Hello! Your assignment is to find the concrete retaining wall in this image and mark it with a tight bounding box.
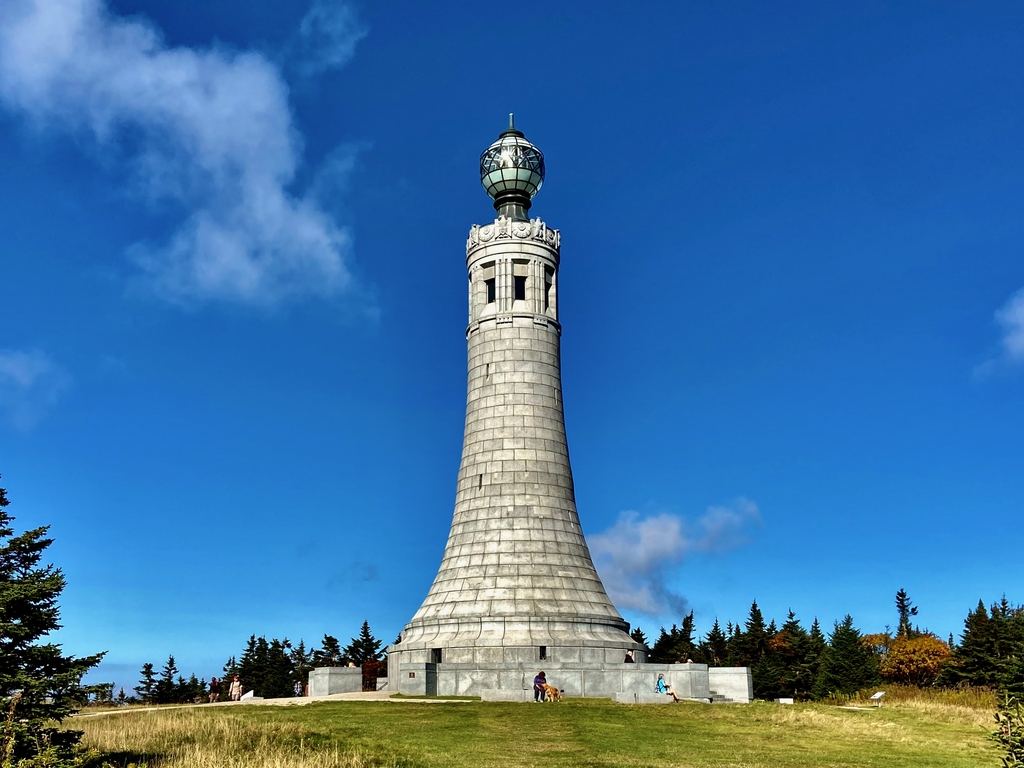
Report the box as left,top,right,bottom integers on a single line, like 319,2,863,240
399,661,724,699
708,667,753,703
308,667,362,696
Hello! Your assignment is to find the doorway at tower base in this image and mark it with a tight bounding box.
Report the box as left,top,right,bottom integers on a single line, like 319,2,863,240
392,660,752,703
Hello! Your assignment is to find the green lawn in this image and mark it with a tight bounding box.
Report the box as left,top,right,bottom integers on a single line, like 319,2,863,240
81,697,997,768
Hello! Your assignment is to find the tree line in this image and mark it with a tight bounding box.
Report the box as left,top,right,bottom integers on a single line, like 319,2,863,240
633,589,1024,700
127,621,386,704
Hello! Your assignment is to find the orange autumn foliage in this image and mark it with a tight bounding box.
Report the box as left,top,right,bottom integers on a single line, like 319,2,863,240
880,634,951,686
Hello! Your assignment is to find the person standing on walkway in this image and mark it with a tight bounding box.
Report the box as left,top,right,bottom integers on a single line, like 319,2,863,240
208,677,221,703
533,671,547,702
229,675,243,701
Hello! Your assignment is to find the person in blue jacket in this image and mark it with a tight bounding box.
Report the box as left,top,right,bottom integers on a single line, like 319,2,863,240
656,674,680,702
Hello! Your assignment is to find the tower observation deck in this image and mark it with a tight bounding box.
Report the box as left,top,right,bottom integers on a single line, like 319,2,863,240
389,117,642,674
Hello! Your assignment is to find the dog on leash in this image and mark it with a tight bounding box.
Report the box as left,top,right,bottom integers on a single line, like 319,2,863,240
541,683,563,702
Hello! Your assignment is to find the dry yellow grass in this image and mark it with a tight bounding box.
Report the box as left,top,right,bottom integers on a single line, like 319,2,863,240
824,685,996,727
80,709,396,768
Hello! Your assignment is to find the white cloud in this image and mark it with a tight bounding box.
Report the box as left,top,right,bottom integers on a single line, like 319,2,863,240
0,349,70,430
590,498,760,617
996,288,1024,363
293,0,367,77
975,287,1024,378
0,0,364,306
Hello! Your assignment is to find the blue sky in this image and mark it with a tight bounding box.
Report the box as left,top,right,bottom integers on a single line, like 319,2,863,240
1,0,1023,692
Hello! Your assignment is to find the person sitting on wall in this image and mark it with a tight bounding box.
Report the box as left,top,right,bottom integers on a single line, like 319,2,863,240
533,671,547,702
656,673,680,702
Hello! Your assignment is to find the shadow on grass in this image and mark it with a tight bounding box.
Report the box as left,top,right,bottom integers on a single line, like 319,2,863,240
84,749,167,767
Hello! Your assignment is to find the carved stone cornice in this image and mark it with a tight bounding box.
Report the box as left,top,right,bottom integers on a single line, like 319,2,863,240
466,216,560,257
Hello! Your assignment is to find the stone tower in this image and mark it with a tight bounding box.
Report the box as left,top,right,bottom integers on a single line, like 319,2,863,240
391,117,642,671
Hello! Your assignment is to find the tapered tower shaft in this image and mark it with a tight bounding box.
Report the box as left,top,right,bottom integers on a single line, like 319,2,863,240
394,120,639,666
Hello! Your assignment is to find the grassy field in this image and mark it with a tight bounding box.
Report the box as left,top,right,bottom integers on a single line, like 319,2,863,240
78,694,998,768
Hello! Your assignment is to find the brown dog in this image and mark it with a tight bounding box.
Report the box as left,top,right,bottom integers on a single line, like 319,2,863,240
541,683,562,702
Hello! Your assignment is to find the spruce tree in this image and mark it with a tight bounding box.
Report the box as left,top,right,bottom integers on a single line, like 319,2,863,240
312,634,344,667
703,619,728,666
938,600,999,688
344,622,383,665
895,588,920,638
239,636,272,696
290,640,314,686
135,662,157,703
776,611,814,698
630,627,649,647
649,625,678,664
254,639,294,699
813,615,880,698
154,655,179,704
730,601,767,668
0,480,105,763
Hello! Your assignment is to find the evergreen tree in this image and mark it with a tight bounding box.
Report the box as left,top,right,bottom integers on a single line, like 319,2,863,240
775,611,814,698
729,601,768,668
0,480,105,763
813,615,880,698
649,626,676,664
939,598,1024,692
263,639,295,698
702,619,728,666
895,588,920,639
290,640,314,686
135,662,157,703
630,627,649,647
180,674,204,704
312,634,344,667
239,636,270,696
344,622,383,665
679,612,700,661
154,655,179,704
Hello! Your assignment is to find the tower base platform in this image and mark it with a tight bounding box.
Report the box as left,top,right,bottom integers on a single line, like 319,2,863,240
393,661,752,703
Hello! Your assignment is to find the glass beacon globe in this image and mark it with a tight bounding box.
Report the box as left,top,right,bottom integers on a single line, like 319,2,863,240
479,114,544,220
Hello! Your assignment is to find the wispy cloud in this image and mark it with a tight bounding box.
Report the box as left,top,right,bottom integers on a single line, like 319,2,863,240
0,349,70,430
292,0,368,78
0,0,365,307
975,287,1024,378
590,498,760,617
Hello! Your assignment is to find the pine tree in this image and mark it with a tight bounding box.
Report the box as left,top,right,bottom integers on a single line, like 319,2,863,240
135,662,157,703
630,627,649,647
290,640,314,686
729,601,767,668
813,615,880,698
262,639,296,698
895,588,920,639
154,655,179,704
703,619,728,666
649,625,679,664
679,612,699,661
0,480,105,763
775,610,814,698
239,636,271,696
312,634,344,667
344,622,383,665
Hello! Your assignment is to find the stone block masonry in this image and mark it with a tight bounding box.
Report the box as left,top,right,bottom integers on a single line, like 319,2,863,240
386,124,749,700
388,215,642,677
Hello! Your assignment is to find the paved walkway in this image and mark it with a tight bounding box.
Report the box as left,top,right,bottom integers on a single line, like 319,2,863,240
76,691,469,718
